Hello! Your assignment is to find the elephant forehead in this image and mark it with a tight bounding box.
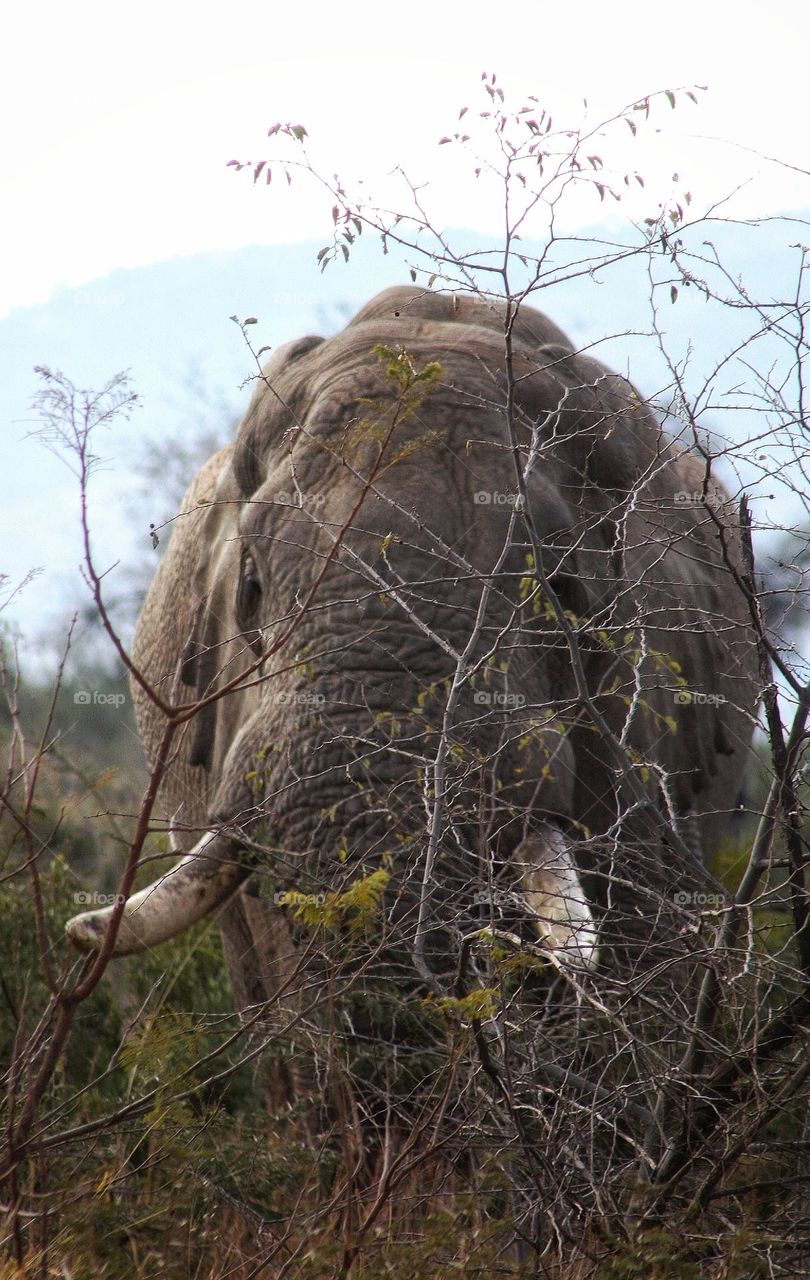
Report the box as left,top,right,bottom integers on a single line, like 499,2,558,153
345,285,574,347
231,326,569,500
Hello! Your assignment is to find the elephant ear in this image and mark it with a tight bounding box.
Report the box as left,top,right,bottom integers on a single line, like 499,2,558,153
180,598,221,770
178,465,252,775
522,474,612,621
130,448,247,825
231,334,325,498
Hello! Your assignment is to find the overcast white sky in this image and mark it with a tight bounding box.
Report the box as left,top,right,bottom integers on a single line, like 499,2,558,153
3,0,809,319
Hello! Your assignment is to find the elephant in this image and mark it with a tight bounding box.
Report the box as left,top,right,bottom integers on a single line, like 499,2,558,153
66,285,759,1017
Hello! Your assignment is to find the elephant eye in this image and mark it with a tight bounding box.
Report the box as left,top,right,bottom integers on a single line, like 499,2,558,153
236,549,263,653
548,572,590,619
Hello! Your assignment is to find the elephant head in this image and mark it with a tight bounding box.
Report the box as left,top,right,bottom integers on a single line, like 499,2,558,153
66,286,758,999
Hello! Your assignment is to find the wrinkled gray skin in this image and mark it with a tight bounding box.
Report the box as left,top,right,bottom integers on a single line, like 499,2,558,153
67,287,758,1008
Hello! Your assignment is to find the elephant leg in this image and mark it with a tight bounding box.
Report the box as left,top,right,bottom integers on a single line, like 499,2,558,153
217,891,269,1013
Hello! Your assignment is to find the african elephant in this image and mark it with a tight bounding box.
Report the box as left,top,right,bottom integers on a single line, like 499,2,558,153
67,286,758,1010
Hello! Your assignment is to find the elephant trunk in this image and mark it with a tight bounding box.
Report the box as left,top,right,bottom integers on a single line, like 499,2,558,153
65,830,250,956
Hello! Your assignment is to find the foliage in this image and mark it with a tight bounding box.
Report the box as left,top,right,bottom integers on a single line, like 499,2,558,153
4,70,810,1280
277,867,390,933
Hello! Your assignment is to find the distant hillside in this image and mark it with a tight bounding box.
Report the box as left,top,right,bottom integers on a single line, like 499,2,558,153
2,239,398,657
3,215,807,662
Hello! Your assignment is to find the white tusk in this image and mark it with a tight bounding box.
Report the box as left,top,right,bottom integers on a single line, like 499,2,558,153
515,825,599,970
65,830,250,956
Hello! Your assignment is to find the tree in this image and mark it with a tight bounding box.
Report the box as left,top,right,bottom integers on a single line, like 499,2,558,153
2,76,809,1278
